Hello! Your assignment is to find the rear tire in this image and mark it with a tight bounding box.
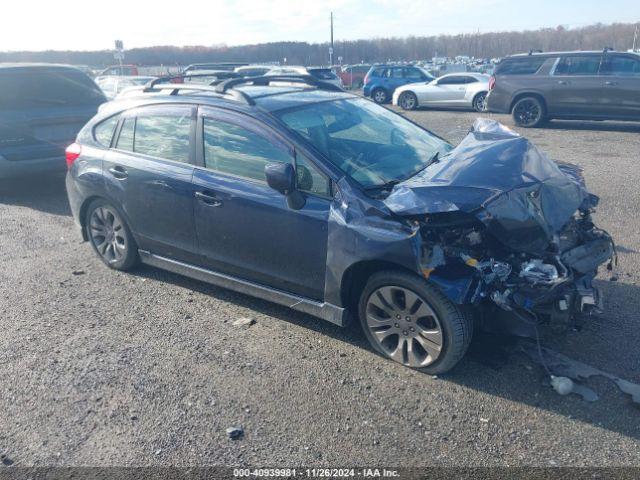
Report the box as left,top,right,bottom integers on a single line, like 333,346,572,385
472,92,488,112
358,270,472,374
399,91,418,110
372,88,388,104
512,96,546,127
85,199,138,271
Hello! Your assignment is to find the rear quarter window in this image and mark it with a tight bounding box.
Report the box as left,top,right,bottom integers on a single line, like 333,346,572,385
495,57,547,75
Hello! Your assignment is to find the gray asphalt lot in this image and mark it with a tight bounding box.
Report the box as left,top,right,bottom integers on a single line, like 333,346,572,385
1,110,639,468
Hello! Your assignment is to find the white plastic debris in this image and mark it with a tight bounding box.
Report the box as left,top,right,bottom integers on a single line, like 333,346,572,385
550,375,574,396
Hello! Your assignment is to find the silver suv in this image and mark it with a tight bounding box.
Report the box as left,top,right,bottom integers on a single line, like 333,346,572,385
486,50,640,127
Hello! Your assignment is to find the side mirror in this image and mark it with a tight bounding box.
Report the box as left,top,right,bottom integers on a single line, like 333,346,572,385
265,162,305,210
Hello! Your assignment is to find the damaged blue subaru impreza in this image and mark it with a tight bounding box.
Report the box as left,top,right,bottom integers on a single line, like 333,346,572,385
66,76,614,373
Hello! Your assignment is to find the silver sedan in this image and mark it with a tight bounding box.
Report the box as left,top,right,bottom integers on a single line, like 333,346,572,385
392,73,490,112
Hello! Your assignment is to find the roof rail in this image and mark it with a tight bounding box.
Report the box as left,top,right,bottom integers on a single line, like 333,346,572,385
215,75,344,94
146,73,239,89
603,47,615,53
141,82,254,105
528,49,543,55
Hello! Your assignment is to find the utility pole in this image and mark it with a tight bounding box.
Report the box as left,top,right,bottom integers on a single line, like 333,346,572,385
329,12,334,66
633,24,638,52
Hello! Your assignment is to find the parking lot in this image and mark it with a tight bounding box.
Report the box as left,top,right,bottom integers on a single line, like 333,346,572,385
1,109,639,467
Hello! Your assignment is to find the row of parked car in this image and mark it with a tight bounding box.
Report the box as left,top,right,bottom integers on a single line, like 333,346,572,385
1,49,639,179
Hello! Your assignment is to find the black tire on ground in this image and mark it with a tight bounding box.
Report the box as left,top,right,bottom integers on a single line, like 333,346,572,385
511,96,546,127
358,270,472,374
371,88,388,104
85,198,139,271
399,91,418,111
472,91,488,112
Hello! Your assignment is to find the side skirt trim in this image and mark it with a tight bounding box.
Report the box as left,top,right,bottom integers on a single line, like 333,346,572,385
138,250,347,327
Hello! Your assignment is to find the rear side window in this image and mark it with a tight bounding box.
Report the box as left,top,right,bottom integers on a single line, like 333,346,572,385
495,57,547,75
555,56,601,76
600,55,640,76
203,118,291,182
388,68,404,78
115,109,192,163
94,115,120,147
0,68,105,109
369,68,387,78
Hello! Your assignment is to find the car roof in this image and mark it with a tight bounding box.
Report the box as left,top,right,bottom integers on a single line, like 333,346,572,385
99,84,357,118
0,62,81,70
507,50,640,58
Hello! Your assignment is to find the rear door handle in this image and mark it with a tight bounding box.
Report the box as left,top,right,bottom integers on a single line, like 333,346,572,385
557,80,570,85
604,81,618,86
195,191,222,207
108,166,128,179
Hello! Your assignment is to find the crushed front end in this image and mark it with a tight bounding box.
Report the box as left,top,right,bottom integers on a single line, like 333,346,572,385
384,119,615,335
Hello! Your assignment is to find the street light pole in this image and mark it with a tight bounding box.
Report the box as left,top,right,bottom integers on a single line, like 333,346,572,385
329,12,334,66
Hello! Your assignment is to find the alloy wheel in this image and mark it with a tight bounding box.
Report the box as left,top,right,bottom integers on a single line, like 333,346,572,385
513,99,541,126
365,285,443,368
400,92,416,110
474,93,487,112
89,206,127,263
373,90,387,103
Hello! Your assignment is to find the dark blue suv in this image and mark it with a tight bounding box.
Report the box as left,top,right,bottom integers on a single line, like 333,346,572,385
363,65,434,104
66,75,613,373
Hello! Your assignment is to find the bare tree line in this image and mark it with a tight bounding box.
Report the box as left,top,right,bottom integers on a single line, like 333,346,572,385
1,22,638,67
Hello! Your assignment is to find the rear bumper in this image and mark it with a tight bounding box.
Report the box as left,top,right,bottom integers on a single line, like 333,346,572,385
0,154,65,179
485,91,510,114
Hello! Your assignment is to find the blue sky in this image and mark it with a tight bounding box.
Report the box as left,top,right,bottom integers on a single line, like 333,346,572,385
0,0,638,51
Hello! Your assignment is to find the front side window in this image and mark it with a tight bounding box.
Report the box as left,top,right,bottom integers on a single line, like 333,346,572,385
600,55,640,76
555,55,601,76
438,76,466,85
296,153,331,197
276,98,451,189
203,118,291,182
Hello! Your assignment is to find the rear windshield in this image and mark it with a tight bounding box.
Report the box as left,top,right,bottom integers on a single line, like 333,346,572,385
308,69,337,80
0,68,105,109
495,57,547,75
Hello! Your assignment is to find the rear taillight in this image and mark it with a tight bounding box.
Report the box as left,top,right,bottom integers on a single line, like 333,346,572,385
363,74,369,85
488,76,496,90
65,143,81,168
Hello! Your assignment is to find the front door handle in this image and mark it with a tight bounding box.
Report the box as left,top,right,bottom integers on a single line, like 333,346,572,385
557,80,570,85
604,81,618,86
108,166,128,179
195,191,222,207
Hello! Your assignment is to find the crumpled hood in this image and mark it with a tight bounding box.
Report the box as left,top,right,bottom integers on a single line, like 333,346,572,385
384,119,596,254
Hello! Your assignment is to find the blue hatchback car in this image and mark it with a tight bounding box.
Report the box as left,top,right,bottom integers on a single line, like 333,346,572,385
66,75,613,373
363,65,434,104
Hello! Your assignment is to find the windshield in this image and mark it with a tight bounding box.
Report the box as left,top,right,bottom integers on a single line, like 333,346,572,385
275,98,451,188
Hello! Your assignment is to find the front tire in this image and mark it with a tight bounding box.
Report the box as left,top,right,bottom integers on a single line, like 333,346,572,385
512,96,546,127
358,271,472,374
85,199,138,271
472,92,488,112
399,91,418,110
372,88,388,104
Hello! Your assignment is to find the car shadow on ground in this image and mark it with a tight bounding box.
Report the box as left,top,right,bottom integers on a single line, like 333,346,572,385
0,175,71,216
540,120,640,133
132,264,640,442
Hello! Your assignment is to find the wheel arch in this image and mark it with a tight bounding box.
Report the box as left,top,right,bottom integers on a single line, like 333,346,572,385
79,195,137,243
339,259,417,312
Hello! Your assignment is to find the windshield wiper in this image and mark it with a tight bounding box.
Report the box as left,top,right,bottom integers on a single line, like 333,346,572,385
363,151,442,192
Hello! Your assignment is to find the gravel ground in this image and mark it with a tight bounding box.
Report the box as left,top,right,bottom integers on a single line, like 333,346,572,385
1,110,639,468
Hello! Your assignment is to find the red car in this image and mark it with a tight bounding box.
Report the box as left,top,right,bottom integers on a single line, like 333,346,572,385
98,64,139,76
337,64,371,89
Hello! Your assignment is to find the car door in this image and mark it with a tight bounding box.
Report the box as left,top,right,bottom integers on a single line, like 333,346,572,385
430,76,469,105
192,107,331,300
550,54,603,116
598,53,640,118
103,104,199,264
